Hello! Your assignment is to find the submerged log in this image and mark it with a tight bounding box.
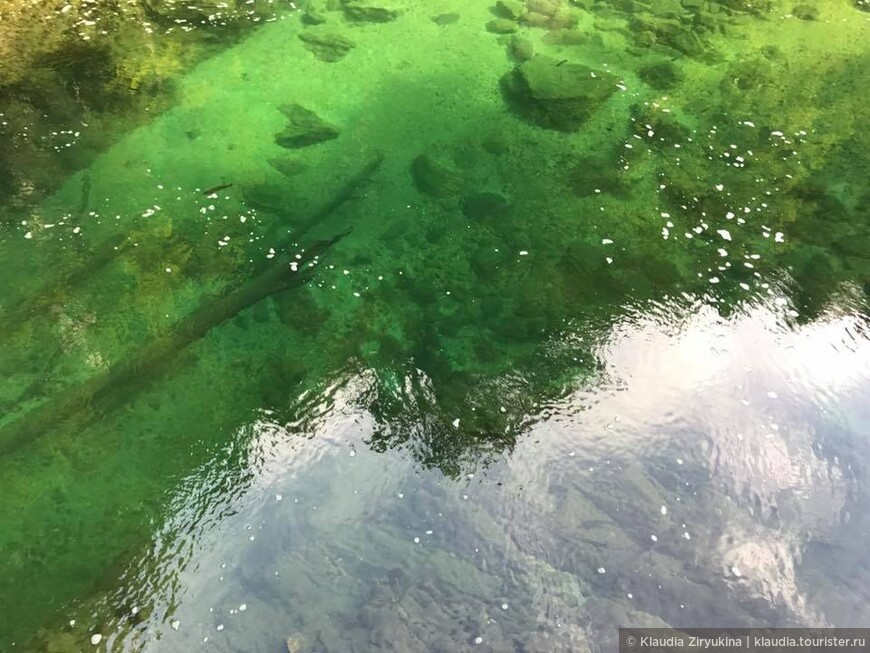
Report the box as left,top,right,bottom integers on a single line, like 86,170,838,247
0,153,384,456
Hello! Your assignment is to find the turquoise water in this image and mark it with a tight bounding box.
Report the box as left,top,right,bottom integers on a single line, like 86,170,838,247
0,0,869,650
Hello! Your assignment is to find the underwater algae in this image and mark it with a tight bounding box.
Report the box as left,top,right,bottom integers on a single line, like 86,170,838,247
0,0,869,649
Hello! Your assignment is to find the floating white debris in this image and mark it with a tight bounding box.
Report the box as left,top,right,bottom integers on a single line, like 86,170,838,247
597,567,606,574
605,257,613,264
660,505,668,515
171,620,180,631
602,238,614,245
413,537,420,544
627,593,634,599
731,566,742,578
216,624,224,631
91,634,102,645
774,232,784,243
452,418,460,428
239,604,247,612
651,534,658,542
683,532,691,540
717,249,728,257
519,250,529,256
24,231,33,239
69,620,76,627
715,184,724,191
425,530,433,535
501,603,509,610
474,637,484,645
275,494,282,501
165,267,172,273
716,229,732,241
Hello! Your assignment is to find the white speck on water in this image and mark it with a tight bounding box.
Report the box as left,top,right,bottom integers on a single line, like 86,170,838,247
739,282,751,291
216,624,225,631
249,535,255,541
519,250,529,256
709,276,720,284
717,229,732,241
276,494,282,501
627,592,634,599
731,566,742,578
715,184,724,191
683,531,691,540
239,604,247,612
91,634,102,645
502,603,509,610
606,257,613,264
426,530,433,535
69,620,76,627
73,226,81,234
602,238,613,245
474,636,484,644
717,248,728,257
452,418,460,428
774,232,784,242
397,493,404,498
24,231,33,239
349,449,356,457
165,267,172,273
597,567,606,574
676,458,683,465
414,537,420,544
171,619,180,631
651,534,658,542
661,505,668,515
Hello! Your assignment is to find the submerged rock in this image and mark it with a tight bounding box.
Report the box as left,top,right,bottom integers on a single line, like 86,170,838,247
298,31,355,62
487,18,518,33
268,157,308,178
507,35,534,62
495,0,526,20
461,191,510,220
342,1,399,22
792,4,818,20
432,12,460,25
410,154,462,198
274,104,340,148
638,60,685,90
501,56,617,131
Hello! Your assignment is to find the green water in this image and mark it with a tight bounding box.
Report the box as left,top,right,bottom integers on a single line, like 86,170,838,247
1,0,869,650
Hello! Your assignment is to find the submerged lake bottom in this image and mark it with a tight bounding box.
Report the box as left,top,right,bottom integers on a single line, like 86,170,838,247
0,0,868,650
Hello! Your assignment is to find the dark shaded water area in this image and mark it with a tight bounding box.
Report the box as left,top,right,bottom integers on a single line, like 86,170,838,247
1,0,869,651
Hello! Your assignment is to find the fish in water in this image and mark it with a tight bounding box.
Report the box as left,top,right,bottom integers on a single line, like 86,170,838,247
202,183,233,196
432,13,460,25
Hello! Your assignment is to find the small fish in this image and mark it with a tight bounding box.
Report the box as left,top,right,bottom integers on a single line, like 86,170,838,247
202,183,233,196
555,59,568,67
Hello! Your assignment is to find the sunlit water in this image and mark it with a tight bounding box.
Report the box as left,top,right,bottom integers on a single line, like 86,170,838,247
0,0,868,651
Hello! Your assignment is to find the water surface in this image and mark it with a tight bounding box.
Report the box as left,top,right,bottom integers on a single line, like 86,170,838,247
0,0,868,651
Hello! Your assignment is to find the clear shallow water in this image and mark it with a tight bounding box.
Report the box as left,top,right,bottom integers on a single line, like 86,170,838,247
0,0,868,651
